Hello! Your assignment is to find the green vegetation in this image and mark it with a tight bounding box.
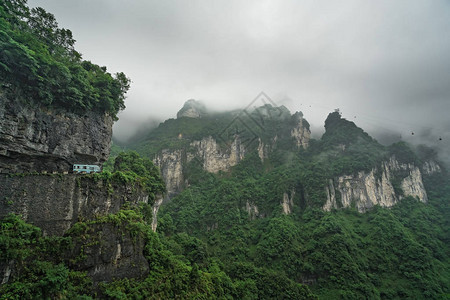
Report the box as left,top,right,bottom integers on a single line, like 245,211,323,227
88,151,166,203
158,167,449,299
150,111,449,299
112,151,166,199
0,0,129,119
1,1,448,296
0,214,92,299
2,102,448,298
0,206,316,299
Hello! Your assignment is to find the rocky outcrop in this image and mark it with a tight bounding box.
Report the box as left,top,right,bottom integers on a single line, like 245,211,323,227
323,157,429,212
257,138,268,161
422,160,441,175
68,222,149,283
281,189,295,214
190,136,245,173
152,104,312,198
0,94,113,173
177,99,207,118
154,136,246,196
0,93,154,285
151,196,164,232
245,200,260,220
0,174,149,236
153,149,184,197
291,112,310,149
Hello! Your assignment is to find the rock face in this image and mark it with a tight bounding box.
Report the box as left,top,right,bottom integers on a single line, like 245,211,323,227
245,201,260,220
281,189,295,215
0,173,152,284
0,93,153,285
422,160,441,175
153,149,185,197
154,135,246,196
151,196,164,232
190,136,245,173
68,222,149,283
323,157,431,212
0,174,149,236
291,112,310,149
0,94,113,173
176,99,207,119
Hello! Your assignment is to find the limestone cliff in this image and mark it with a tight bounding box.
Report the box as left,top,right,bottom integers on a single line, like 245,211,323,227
0,173,151,283
153,108,311,197
245,200,260,220
281,189,295,214
291,112,310,149
0,174,149,236
153,149,185,197
422,160,442,175
190,136,245,173
153,135,246,196
0,94,113,173
322,156,436,212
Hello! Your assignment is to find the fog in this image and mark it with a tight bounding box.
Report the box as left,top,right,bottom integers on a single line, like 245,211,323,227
28,0,450,164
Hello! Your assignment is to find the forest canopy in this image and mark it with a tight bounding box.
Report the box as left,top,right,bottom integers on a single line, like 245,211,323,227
0,0,129,119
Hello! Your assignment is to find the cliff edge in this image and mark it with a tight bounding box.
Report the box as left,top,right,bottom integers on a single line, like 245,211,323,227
0,92,113,173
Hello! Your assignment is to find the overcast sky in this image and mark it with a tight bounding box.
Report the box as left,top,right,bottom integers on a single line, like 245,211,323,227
28,0,450,158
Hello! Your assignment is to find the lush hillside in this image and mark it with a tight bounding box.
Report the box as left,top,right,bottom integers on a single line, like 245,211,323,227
158,165,449,298
2,97,448,298
127,107,449,299
1,1,449,299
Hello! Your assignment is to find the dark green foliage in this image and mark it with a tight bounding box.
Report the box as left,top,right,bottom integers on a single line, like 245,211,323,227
0,214,92,299
154,116,450,299
0,0,129,119
389,141,420,164
416,144,439,162
160,176,449,299
322,111,376,148
113,151,166,199
101,142,122,172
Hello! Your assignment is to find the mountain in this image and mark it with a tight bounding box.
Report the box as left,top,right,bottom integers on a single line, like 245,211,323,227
1,2,449,298
124,102,449,298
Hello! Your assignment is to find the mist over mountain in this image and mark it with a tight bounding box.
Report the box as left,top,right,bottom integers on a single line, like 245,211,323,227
2,1,449,298
114,98,450,170
27,0,450,156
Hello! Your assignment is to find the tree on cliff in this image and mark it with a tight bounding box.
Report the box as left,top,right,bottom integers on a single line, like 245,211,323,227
0,0,129,120
113,151,166,200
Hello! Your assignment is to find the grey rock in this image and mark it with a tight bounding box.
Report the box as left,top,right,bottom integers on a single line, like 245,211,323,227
0,174,149,236
176,99,207,119
0,94,113,173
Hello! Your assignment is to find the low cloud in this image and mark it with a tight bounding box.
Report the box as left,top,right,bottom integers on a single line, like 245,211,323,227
28,0,450,160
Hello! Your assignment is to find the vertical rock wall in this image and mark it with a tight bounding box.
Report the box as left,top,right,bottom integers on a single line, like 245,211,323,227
0,95,113,173
323,157,435,212
0,174,149,236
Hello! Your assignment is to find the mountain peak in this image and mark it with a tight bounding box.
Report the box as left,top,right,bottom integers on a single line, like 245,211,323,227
176,99,207,119
323,111,375,146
